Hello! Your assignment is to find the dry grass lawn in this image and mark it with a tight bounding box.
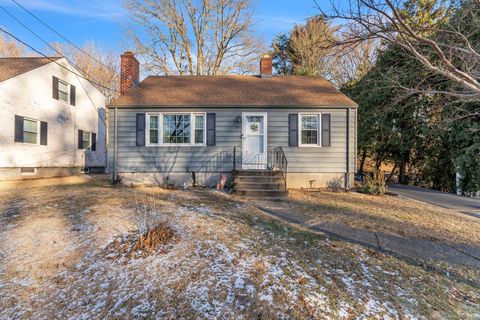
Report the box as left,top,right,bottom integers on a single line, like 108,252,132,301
288,189,480,246
0,176,479,319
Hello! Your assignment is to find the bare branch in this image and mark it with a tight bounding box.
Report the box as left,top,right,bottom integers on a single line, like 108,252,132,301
319,0,480,100
124,0,263,75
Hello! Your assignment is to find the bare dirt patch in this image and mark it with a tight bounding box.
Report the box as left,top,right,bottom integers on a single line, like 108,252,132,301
0,177,479,319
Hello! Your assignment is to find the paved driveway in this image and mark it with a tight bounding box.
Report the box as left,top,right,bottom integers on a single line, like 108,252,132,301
388,184,480,217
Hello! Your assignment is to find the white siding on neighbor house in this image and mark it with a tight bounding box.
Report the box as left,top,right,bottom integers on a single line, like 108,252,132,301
108,107,356,175
0,58,106,169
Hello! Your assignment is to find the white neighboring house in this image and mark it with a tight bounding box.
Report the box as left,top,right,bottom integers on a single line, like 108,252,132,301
0,57,106,180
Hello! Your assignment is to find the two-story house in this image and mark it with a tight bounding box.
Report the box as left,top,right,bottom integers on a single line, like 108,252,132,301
0,57,106,180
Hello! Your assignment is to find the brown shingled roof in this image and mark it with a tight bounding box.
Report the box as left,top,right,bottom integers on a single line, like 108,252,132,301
109,75,357,107
0,57,61,83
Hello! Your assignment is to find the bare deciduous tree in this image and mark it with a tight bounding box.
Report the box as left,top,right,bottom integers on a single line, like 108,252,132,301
124,0,264,75
328,36,380,87
52,42,120,104
271,17,379,87
318,0,480,102
288,16,338,76
0,33,25,57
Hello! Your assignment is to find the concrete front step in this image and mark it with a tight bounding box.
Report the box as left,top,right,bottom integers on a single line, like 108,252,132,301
233,170,287,198
234,182,284,190
235,170,283,177
234,175,285,183
234,189,289,198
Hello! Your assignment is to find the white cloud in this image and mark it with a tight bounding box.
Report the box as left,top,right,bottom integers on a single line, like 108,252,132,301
0,0,127,20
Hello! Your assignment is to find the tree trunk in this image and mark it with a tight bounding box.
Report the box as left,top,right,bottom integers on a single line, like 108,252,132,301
399,159,408,185
374,156,382,172
358,149,367,176
386,163,397,183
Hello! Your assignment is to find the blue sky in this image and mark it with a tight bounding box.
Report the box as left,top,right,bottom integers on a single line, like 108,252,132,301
0,0,334,55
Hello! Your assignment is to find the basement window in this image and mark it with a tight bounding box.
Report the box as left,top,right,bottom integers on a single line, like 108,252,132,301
20,167,37,175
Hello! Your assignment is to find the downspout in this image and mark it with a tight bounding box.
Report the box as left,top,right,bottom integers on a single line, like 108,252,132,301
354,108,357,174
113,107,118,183
345,108,350,189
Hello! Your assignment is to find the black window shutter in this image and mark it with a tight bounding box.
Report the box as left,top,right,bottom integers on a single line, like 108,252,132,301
70,85,76,106
14,115,24,143
78,129,83,149
136,113,146,146
91,132,97,151
206,113,216,146
52,76,59,100
288,114,298,147
322,114,331,147
40,121,48,145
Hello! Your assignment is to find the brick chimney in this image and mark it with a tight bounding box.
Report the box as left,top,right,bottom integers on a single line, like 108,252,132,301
259,54,272,78
120,51,140,95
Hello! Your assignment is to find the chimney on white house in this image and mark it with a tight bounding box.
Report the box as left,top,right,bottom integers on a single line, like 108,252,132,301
259,54,272,78
120,51,140,95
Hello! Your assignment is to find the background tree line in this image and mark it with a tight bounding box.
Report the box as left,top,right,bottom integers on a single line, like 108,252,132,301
271,0,479,195
332,0,479,195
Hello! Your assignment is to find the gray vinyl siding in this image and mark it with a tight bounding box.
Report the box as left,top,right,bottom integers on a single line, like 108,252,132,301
108,106,355,174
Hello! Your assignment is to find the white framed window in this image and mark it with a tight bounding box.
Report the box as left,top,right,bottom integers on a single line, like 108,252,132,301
193,114,205,144
58,79,69,103
23,118,39,144
78,129,95,150
149,115,160,144
163,114,191,144
82,131,92,149
146,112,206,146
299,113,321,147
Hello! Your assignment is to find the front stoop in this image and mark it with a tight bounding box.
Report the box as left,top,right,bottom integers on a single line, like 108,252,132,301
233,170,288,199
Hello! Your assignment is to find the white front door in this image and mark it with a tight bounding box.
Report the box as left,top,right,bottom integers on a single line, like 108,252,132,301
242,112,267,170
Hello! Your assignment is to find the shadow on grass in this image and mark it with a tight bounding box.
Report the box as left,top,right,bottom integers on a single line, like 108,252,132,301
192,190,480,290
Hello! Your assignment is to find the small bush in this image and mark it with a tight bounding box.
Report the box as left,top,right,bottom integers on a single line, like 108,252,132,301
105,222,177,260
105,191,177,260
357,171,387,195
327,177,344,192
133,222,176,252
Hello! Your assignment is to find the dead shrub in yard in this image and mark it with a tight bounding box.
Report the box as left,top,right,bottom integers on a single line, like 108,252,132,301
327,177,345,192
105,191,177,260
105,221,177,260
133,222,176,252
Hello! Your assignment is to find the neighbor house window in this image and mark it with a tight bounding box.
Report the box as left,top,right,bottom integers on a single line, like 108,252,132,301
78,129,96,150
23,118,39,144
58,79,69,102
20,167,37,175
146,113,206,146
299,113,321,147
82,131,91,149
14,115,47,145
